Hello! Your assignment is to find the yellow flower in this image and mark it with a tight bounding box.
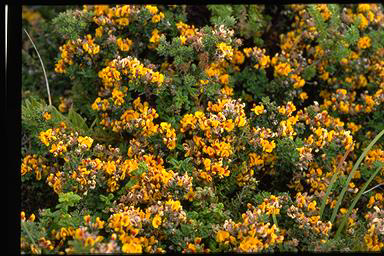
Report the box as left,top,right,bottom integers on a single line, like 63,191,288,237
274,62,292,76
122,242,142,253
151,12,164,23
77,136,94,149
367,196,375,208
152,214,162,229
172,200,181,211
217,42,234,59
151,72,165,85
95,26,103,38
104,161,116,175
149,29,161,44
203,158,211,171
117,38,133,52
30,244,41,254
307,200,317,211
299,92,308,101
224,119,235,132
95,217,105,229
232,50,245,65
60,227,68,239
203,146,215,157
259,55,270,69
293,77,305,89
43,112,51,120
216,230,230,243
249,153,264,167
356,13,369,30
235,115,247,127
145,5,158,15
261,139,276,153
180,35,187,45
357,36,371,49
251,104,264,115
166,199,182,212
21,211,26,221
39,129,53,146
243,47,253,57
221,86,234,96
219,74,230,85
320,71,329,81
358,4,371,13
184,188,196,201
28,213,36,222
185,243,196,253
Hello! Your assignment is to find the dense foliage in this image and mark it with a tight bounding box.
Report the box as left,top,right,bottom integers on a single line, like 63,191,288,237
21,4,383,253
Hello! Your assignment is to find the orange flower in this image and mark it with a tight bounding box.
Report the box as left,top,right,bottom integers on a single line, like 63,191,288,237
152,214,162,229
358,36,371,49
216,230,230,243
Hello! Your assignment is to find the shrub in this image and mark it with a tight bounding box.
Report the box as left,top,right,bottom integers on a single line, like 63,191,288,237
21,4,383,253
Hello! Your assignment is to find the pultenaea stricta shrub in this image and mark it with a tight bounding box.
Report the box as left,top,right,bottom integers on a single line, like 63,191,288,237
21,4,383,253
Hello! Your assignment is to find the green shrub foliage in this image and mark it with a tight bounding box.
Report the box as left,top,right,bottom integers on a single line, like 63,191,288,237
21,4,384,253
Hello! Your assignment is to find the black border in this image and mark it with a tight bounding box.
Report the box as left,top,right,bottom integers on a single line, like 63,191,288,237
7,3,21,255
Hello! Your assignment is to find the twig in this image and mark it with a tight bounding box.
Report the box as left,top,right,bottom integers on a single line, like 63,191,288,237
23,28,52,106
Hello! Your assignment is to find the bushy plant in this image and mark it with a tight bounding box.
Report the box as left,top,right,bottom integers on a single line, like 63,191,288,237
20,4,384,254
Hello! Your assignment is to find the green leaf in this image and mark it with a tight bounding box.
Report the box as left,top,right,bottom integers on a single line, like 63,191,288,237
131,161,148,176
187,211,199,219
68,107,89,132
344,23,360,46
56,192,81,212
180,223,193,235
125,179,138,189
302,64,316,81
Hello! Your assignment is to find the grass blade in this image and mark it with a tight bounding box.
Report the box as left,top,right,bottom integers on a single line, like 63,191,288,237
330,128,384,224
335,164,382,239
23,28,52,106
319,147,351,220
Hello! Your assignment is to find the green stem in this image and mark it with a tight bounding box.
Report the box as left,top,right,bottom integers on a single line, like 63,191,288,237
335,164,382,239
272,213,283,251
330,128,384,224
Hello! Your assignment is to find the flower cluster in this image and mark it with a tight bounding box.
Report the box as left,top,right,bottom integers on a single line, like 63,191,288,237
97,56,165,90
180,97,247,182
107,205,164,253
215,196,286,252
55,34,100,73
21,154,48,181
287,193,332,239
35,124,101,194
364,206,384,251
115,155,175,202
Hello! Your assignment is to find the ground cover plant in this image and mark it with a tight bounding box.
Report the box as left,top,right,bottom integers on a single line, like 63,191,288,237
20,4,384,253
